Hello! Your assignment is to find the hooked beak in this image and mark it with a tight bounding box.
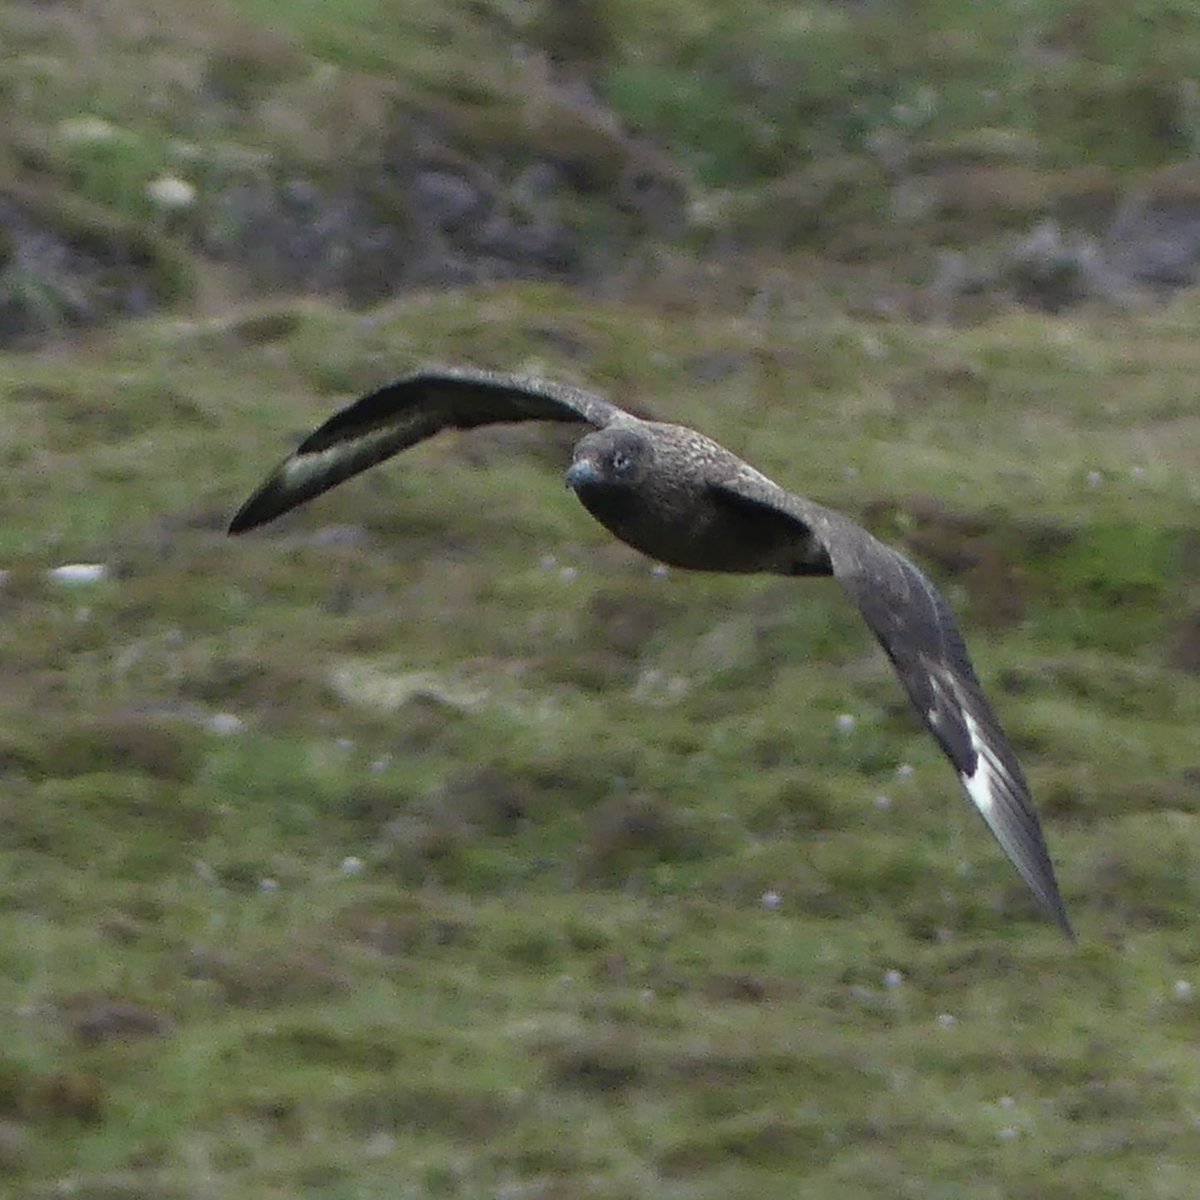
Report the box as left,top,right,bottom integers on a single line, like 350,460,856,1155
564,459,603,490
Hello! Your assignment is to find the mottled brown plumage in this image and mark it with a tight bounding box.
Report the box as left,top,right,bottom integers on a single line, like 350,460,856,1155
230,366,1073,937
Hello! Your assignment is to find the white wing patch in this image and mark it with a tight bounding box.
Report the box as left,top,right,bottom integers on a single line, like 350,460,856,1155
959,706,999,816
931,673,1004,819
282,443,350,485
287,417,415,473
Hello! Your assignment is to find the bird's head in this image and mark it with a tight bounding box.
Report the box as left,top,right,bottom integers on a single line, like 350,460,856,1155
565,428,653,492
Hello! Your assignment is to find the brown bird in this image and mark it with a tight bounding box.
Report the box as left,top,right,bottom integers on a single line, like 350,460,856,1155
230,366,1073,937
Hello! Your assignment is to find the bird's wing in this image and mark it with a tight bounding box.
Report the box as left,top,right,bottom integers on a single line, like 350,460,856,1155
229,367,624,533
710,471,1073,937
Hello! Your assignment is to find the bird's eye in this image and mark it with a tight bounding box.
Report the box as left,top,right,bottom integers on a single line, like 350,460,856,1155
612,451,632,473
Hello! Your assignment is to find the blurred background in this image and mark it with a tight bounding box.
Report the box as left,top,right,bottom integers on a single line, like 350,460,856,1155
1,1,1198,1197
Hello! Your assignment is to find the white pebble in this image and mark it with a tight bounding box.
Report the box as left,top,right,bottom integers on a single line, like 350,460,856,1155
650,564,670,579
1173,979,1194,1001
47,563,108,585
883,969,903,989
146,174,196,210
935,1013,957,1029
258,878,279,894
207,712,244,736
874,794,893,810
558,566,578,582
835,713,857,733
341,856,364,876
1086,470,1103,488
761,890,782,910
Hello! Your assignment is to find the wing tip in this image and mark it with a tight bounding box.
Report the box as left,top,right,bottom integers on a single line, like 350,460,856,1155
1054,908,1077,942
228,483,288,535
1038,881,1076,941
955,707,1075,941
227,506,260,536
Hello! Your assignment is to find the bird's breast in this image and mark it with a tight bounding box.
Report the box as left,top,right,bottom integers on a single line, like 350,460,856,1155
574,482,797,574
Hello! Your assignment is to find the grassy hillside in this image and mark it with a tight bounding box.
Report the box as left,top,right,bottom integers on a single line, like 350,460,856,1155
0,285,1197,1198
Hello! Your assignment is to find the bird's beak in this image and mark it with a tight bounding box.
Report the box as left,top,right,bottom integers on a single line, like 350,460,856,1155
564,459,602,490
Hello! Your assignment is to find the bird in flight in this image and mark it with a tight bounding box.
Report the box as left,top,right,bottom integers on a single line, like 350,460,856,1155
230,366,1073,937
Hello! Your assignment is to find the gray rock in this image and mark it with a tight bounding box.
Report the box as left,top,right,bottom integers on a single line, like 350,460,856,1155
1107,166,1200,287
411,170,487,231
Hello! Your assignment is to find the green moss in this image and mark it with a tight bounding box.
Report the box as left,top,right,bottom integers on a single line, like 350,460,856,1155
1025,523,1182,653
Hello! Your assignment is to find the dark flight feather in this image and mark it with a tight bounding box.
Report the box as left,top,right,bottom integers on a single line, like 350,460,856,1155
710,477,1073,936
230,367,620,534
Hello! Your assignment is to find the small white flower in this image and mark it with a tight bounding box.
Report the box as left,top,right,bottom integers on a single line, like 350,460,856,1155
835,713,856,733
761,890,782,910
1173,979,1194,1001
896,763,915,778
558,565,578,582
1086,470,1103,488
258,878,279,894
874,794,893,810
883,969,903,989
341,856,364,876
650,564,670,579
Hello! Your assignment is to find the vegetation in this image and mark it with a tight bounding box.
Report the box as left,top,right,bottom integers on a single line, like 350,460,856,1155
0,2,1198,1198
2,284,1197,1198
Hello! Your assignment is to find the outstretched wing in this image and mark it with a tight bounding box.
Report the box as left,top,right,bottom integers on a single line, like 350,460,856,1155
229,367,624,533
711,472,1073,937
